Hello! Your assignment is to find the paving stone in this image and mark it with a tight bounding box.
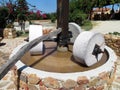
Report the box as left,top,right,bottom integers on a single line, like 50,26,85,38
0,81,10,88
96,85,104,90
28,84,39,90
43,77,60,89
74,85,85,90
89,87,96,90
63,79,77,89
6,82,17,89
28,74,40,85
77,76,89,84
39,86,47,90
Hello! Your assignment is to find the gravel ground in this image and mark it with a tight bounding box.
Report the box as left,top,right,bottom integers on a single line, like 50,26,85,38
0,37,26,67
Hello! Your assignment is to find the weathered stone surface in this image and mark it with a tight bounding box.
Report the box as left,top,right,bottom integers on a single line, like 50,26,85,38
43,29,52,35
115,76,120,83
116,40,120,45
105,34,120,56
28,84,38,90
74,85,85,90
43,77,60,89
20,72,28,83
63,79,77,89
77,76,89,84
89,87,96,90
11,65,18,77
89,78,100,87
28,74,40,85
2,74,9,81
0,81,9,88
39,80,44,86
3,28,16,39
0,52,9,67
98,72,108,80
6,82,17,89
96,85,104,90
39,86,47,90
116,59,120,65
19,80,28,90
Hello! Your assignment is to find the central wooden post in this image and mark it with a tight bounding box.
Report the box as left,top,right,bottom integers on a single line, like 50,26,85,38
57,0,69,51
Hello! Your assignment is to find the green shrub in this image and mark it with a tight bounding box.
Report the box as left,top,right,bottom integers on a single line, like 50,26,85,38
51,17,56,23
81,20,93,31
6,23,14,28
108,32,120,36
16,31,29,37
69,10,87,25
16,31,23,37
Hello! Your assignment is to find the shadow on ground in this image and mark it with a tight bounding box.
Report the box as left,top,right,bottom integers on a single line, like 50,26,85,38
0,43,6,46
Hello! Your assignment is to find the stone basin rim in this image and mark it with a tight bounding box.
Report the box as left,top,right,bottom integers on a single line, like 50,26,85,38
10,42,117,81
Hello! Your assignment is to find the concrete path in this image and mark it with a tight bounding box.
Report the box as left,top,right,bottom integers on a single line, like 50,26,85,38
91,21,120,34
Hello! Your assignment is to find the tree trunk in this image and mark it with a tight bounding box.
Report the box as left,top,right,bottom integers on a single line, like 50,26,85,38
57,0,69,50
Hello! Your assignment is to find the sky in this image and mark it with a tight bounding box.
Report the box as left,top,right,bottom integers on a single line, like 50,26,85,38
26,0,57,13
26,0,119,13
1,0,119,13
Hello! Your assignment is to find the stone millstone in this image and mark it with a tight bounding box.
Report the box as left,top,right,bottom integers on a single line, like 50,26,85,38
29,25,43,55
69,22,81,43
73,31,105,66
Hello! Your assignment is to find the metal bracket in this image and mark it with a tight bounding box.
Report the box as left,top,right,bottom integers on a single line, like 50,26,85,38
92,44,104,61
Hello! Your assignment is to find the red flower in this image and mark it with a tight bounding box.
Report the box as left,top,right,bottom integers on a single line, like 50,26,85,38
29,11,34,14
6,3,13,13
42,13,47,19
36,10,41,18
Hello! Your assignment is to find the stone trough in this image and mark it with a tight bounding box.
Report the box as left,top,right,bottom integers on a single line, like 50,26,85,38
10,24,117,89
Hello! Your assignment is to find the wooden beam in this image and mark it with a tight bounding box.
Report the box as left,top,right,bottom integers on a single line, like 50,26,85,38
0,28,61,80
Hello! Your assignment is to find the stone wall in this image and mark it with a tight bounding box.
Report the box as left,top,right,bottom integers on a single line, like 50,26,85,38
105,34,120,56
7,64,116,90
3,28,16,39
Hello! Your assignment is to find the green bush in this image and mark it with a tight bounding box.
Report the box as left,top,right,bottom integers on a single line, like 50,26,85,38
81,20,93,31
51,17,56,23
109,32,120,36
16,31,23,37
6,23,14,28
16,31,29,37
50,13,56,23
69,10,87,25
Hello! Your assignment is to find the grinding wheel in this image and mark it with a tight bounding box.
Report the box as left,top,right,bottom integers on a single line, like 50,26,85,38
69,22,81,43
29,25,43,55
73,31,105,66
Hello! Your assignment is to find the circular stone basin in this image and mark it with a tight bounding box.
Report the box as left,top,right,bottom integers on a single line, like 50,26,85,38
21,41,108,73
11,41,117,81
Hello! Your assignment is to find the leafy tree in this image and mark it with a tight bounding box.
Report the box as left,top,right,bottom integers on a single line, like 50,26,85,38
16,0,29,32
69,0,89,25
6,2,16,24
16,0,28,20
0,7,9,28
0,7,9,37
